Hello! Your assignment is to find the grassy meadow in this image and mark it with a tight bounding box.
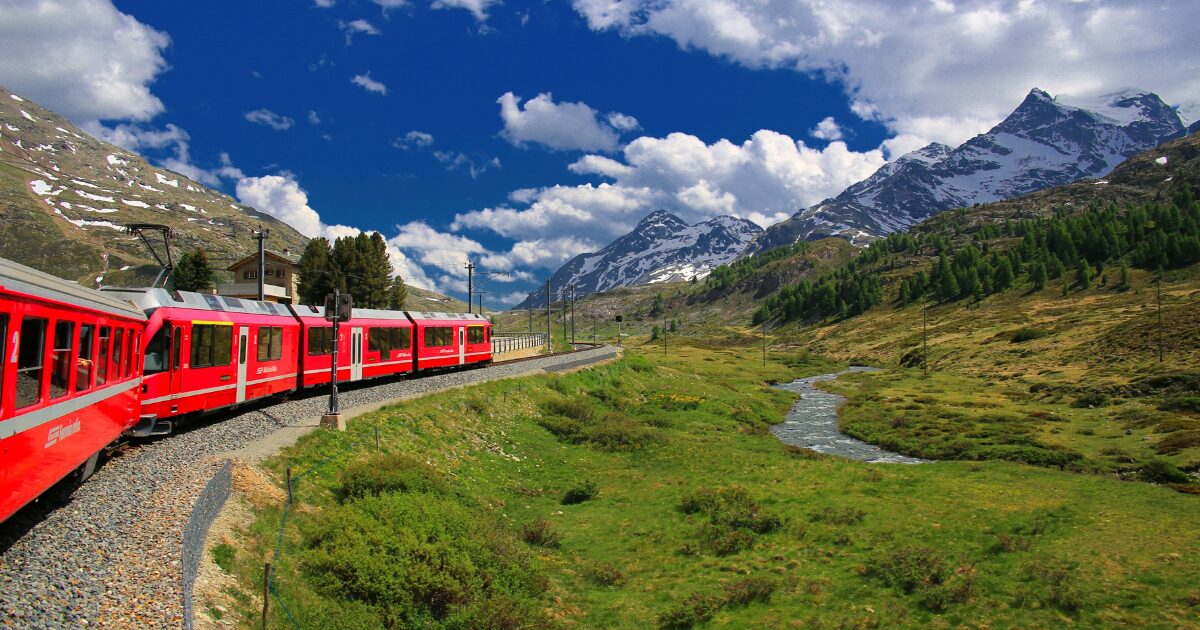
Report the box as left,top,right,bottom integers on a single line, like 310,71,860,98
211,343,1200,629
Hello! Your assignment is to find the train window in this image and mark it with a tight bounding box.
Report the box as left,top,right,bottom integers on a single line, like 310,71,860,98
144,326,168,374
128,331,138,377
307,327,333,355
257,327,282,361
50,321,74,399
77,324,95,392
423,327,449,347
0,315,6,409
112,329,125,380
96,326,110,386
16,317,48,409
191,324,233,368
367,328,388,354
393,328,411,351
467,326,484,344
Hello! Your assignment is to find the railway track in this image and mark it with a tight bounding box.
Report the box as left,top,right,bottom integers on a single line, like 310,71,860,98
0,344,619,628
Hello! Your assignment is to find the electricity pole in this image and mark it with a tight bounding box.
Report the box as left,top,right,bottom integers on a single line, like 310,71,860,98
569,283,576,346
252,227,269,301
1157,268,1164,363
465,260,475,314
663,312,668,356
922,291,929,375
528,291,533,333
545,279,552,354
761,317,767,366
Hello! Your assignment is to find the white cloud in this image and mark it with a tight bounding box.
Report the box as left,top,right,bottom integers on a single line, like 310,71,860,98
86,121,233,187
372,0,407,12
572,0,1200,147
351,72,388,95
0,0,170,123
340,19,380,44
497,92,636,152
606,112,641,132
433,151,500,178
314,0,335,6
450,128,884,274
307,110,321,125
809,116,843,141
431,0,499,21
393,130,434,149
244,109,295,131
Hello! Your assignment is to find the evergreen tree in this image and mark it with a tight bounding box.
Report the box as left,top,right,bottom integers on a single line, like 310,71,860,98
297,237,334,305
650,325,661,341
1028,260,1048,290
993,257,1014,292
649,293,665,317
1118,261,1131,291
1075,257,1092,290
669,319,679,333
172,248,214,292
387,275,408,310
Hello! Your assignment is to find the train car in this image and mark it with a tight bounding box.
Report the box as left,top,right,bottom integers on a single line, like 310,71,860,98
290,304,416,387
1,258,146,523
408,311,492,371
101,288,300,434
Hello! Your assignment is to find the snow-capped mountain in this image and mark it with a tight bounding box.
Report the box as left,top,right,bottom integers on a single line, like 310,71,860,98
513,211,761,309
751,88,1187,251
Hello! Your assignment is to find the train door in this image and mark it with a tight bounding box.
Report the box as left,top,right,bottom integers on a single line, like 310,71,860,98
235,326,249,403
350,327,363,381
169,325,183,397
458,326,465,365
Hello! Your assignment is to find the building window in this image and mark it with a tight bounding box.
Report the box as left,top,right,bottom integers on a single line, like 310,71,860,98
276,268,284,278
244,270,257,280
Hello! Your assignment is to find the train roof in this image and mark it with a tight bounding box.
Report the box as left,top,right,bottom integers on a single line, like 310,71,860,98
99,287,295,318
0,257,146,321
287,305,488,324
406,311,489,322
288,304,412,322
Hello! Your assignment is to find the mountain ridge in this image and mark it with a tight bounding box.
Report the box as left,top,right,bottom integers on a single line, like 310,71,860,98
749,87,1187,252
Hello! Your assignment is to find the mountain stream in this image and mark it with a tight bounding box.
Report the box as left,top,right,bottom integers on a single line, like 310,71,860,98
772,367,926,464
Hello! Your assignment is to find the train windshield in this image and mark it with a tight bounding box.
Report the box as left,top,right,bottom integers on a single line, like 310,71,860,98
144,325,168,374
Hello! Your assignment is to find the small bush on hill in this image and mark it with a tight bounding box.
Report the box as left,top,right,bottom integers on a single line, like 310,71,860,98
657,592,724,629
301,493,548,628
1072,391,1110,408
562,480,599,505
521,518,562,548
809,506,866,526
337,453,447,502
1139,459,1192,484
1011,328,1049,343
679,486,785,555
722,576,777,606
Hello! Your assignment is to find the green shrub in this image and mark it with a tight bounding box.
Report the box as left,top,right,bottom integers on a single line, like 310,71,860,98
1159,396,1200,413
698,523,757,556
301,493,547,628
722,576,777,606
1010,328,1049,343
1155,431,1200,455
657,592,724,629
337,453,447,502
1072,391,1110,408
626,355,656,373
866,547,948,594
1020,558,1084,614
562,480,599,505
585,562,626,587
584,414,660,451
784,444,829,459
521,518,562,548
211,543,235,573
1139,459,1192,484
809,506,866,526
541,396,597,423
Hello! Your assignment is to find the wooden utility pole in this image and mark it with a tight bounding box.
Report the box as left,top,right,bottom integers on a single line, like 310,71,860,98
1157,269,1164,363
545,279,552,353
761,317,767,367
922,291,929,375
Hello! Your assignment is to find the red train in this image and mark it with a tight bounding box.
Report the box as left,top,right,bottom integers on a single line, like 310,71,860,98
1,259,491,523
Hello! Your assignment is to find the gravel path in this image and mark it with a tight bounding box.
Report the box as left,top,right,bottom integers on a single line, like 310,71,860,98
0,346,618,628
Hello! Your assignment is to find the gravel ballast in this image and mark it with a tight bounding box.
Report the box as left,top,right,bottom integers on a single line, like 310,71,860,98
0,346,618,628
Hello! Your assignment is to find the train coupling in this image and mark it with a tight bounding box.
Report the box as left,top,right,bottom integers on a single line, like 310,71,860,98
128,414,174,438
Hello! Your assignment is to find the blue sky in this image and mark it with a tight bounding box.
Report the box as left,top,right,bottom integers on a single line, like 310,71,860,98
1,0,1198,305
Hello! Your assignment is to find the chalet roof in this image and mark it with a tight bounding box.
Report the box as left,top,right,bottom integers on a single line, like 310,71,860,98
226,250,301,271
